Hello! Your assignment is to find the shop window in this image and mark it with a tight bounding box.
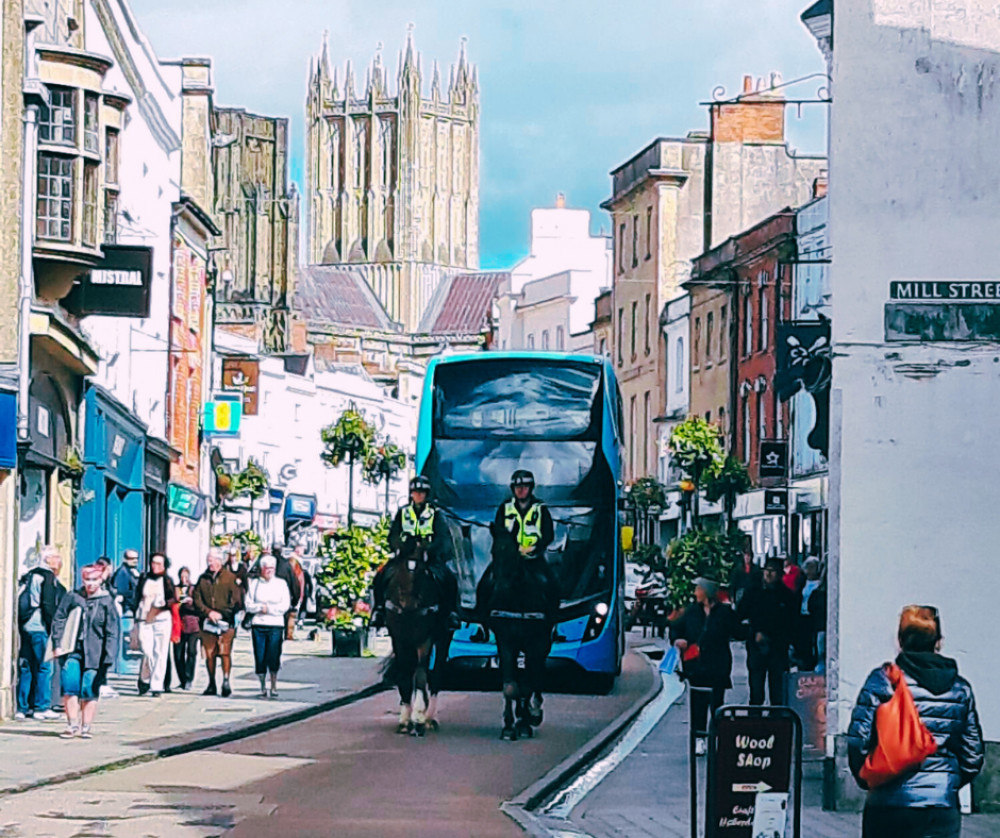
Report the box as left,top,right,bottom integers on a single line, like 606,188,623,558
39,87,76,146
105,129,119,185
103,190,118,244
36,154,74,241
82,162,99,246
84,93,99,153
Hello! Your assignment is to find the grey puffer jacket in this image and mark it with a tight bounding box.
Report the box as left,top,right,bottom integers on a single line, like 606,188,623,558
847,651,984,808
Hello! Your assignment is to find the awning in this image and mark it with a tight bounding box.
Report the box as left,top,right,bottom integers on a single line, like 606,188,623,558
0,390,16,469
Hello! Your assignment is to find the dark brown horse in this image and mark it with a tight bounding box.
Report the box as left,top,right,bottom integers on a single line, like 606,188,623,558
477,537,558,741
383,542,450,736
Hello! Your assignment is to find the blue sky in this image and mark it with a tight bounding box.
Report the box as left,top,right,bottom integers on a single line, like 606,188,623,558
133,0,827,270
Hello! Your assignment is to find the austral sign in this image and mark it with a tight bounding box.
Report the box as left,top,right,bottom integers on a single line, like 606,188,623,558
890,281,1000,301
706,707,802,838
63,245,154,318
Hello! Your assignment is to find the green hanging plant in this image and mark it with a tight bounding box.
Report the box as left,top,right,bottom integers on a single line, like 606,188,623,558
665,528,741,611
316,518,392,629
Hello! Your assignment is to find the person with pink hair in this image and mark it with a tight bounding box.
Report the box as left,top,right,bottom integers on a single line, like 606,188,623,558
51,565,120,739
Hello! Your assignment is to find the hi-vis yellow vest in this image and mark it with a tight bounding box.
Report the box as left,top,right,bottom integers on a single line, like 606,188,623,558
504,501,543,549
401,504,435,538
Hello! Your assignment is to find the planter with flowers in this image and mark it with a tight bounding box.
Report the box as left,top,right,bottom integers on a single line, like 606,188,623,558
316,520,390,657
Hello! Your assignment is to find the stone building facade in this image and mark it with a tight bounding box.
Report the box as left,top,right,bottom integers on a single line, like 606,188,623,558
605,77,825,485
210,103,300,354
305,32,478,332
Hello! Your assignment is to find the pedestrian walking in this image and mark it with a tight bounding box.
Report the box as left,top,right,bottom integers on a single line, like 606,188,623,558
728,535,762,610
15,546,66,721
737,555,798,706
244,556,291,698
173,566,200,690
51,565,120,739
794,558,825,671
285,548,310,640
134,552,176,697
193,548,243,697
669,575,745,755
111,549,141,614
848,605,983,838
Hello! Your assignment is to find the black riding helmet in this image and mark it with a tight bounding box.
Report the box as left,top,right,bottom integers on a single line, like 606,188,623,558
409,475,431,493
510,469,535,490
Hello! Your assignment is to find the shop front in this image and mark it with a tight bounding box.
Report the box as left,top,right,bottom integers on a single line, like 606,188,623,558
144,438,174,558
76,386,146,576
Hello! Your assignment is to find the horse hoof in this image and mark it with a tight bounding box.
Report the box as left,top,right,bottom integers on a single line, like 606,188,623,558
412,723,426,737
516,721,534,739
396,723,410,735
529,709,543,726
500,725,517,741
426,719,440,732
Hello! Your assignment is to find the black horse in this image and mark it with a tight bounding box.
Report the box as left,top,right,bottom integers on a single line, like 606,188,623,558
383,541,451,736
477,537,559,741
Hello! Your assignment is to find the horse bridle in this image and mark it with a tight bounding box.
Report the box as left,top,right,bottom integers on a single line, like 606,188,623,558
385,600,440,618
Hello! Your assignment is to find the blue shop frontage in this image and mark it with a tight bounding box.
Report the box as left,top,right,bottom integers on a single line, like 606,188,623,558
75,385,147,580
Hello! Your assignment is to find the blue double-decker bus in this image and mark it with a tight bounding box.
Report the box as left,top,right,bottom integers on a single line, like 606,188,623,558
415,352,626,690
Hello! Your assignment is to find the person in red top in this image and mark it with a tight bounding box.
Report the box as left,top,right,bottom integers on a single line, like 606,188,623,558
782,555,805,597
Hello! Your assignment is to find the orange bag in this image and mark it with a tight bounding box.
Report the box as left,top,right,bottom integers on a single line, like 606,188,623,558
859,663,937,788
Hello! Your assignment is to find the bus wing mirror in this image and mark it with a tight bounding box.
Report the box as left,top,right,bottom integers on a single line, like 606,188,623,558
620,526,634,552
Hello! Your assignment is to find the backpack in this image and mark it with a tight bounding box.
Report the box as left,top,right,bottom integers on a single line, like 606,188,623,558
17,571,40,628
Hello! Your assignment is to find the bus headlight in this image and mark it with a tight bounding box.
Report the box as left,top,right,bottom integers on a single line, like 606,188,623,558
583,601,612,641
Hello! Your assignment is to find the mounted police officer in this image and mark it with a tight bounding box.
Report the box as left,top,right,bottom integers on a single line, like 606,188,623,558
489,470,561,617
372,475,461,630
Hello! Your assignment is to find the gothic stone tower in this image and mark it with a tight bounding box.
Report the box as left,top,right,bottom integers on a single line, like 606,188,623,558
306,31,480,331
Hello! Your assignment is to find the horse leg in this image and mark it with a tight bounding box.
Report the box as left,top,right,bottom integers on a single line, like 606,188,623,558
497,633,519,741
526,628,551,727
410,641,432,737
395,643,415,734
426,629,452,732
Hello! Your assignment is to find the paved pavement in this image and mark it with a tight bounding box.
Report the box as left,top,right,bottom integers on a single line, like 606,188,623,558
545,635,1000,838
0,648,653,837
0,628,386,795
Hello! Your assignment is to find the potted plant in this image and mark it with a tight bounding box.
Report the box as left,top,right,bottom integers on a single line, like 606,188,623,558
316,520,390,656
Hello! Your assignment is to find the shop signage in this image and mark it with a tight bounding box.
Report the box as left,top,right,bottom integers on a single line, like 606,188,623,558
221,358,260,416
758,441,788,480
203,396,242,437
890,280,1000,301
167,483,205,521
775,320,831,458
63,245,154,318
0,390,16,469
284,493,316,521
764,490,788,515
268,488,285,513
785,672,826,759
707,707,801,838
885,302,1000,342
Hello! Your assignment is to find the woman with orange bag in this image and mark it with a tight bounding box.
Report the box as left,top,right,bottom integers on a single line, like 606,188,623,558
848,606,984,837
669,576,744,756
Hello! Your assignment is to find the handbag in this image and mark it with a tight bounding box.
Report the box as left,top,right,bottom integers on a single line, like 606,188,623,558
128,622,142,652
170,603,182,644
859,663,938,788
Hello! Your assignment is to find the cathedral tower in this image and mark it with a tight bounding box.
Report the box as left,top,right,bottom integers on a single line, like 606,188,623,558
305,30,480,331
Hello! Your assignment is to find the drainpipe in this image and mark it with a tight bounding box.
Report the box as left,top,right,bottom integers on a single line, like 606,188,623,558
16,104,39,447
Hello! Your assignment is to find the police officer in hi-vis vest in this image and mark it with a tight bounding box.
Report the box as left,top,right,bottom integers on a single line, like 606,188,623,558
372,475,460,629
491,470,561,617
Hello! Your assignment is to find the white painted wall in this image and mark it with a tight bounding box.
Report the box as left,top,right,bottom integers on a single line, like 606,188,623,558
213,331,417,545
827,2,1000,749
497,204,611,351
80,1,181,442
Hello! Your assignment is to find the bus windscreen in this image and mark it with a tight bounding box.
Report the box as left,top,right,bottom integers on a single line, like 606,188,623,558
432,359,601,441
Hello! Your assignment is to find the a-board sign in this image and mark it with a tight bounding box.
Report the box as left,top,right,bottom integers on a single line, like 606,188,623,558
786,672,826,759
707,707,801,838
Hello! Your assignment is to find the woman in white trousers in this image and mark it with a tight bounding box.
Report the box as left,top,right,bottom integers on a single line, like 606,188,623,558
134,553,177,697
